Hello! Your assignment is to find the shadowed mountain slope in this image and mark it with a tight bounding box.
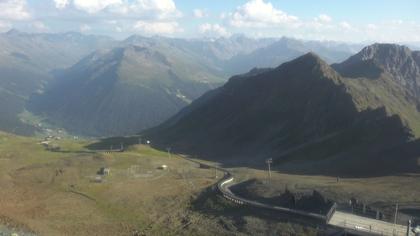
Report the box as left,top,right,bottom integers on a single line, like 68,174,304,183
0,30,114,135
145,45,420,176
29,45,222,136
0,31,363,136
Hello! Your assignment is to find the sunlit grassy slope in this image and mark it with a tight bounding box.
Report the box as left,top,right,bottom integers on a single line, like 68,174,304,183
0,132,320,236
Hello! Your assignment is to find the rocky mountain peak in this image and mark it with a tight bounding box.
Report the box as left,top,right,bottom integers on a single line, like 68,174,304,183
358,43,412,60
354,44,419,78
334,43,420,96
277,52,339,80
413,51,420,66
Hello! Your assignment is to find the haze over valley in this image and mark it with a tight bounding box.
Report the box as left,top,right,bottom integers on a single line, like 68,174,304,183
1,30,363,136
1,0,420,235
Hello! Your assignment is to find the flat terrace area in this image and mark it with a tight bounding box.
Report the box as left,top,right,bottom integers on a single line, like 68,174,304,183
329,211,410,236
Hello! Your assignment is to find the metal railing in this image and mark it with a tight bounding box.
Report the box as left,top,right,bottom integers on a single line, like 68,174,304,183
217,172,331,222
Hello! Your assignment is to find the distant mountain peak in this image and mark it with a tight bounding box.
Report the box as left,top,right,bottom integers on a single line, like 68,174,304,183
298,51,323,61
358,43,412,61
5,29,24,36
277,52,338,79
349,43,419,77
282,52,324,65
334,43,420,97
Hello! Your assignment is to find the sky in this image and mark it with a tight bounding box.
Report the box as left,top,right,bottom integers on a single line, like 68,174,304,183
0,0,419,43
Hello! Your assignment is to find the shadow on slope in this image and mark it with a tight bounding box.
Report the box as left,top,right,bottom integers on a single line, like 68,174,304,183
191,186,325,235
84,104,420,178
85,136,141,150
273,112,420,177
90,51,420,177
142,53,418,177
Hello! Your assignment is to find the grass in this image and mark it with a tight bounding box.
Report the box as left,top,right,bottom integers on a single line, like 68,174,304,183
344,75,420,136
0,132,335,235
0,132,221,235
4,131,419,235
230,166,420,223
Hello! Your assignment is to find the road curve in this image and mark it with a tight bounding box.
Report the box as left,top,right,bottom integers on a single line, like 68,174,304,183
182,156,411,236
181,156,333,222
216,172,332,221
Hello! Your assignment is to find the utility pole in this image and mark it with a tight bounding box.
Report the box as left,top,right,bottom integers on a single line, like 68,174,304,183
393,202,399,236
166,147,171,158
407,219,411,236
394,202,399,226
120,143,124,151
266,158,273,180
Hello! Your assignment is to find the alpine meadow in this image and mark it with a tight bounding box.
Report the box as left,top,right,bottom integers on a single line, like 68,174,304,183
1,1,420,235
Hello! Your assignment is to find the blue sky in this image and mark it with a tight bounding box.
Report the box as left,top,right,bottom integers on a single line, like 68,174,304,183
0,0,419,42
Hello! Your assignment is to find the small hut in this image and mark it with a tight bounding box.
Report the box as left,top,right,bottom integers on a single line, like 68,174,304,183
97,167,110,175
158,165,168,170
199,163,210,169
93,176,103,183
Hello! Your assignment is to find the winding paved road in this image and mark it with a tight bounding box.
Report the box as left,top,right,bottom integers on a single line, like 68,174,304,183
185,157,412,236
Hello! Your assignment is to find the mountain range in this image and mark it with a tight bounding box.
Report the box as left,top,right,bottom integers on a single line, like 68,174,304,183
0,30,115,135
145,43,420,176
28,45,222,136
0,30,362,136
2,29,420,175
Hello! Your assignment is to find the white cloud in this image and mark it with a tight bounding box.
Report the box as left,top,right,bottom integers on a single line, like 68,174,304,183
32,21,49,32
303,14,334,33
315,14,332,24
366,23,377,31
5,0,418,43
199,23,230,37
105,20,124,33
56,0,180,20
0,21,12,32
390,19,404,26
115,26,123,32
135,0,176,14
73,0,122,14
54,0,69,10
339,21,352,30
128,0,180,19
48,0,182,36
80,24,91,32
360,20,420,42
0,0,31,21
105,20,118,25
228,0,298,28
193,9,207,18
133,21,182,35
